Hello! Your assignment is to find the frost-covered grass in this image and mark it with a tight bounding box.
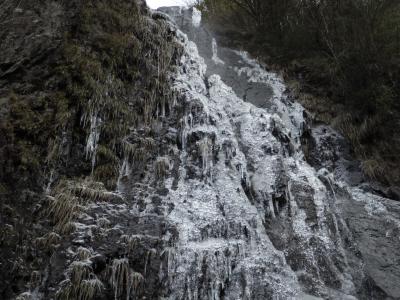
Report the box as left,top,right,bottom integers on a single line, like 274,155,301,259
48,179,123,233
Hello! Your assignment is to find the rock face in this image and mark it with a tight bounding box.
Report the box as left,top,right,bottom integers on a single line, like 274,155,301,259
0,0,180,299
156,6,400,299
1,3,400,300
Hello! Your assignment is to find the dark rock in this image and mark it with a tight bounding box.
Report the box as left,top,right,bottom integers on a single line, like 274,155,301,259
90,255,106,273
387,186,400,201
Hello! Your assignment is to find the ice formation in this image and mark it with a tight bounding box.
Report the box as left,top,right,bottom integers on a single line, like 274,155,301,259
158,20,357,299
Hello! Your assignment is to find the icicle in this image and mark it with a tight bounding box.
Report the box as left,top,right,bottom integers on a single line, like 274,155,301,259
46,169,55,194
287,180,297,217
212,38,225,65
162,98,166,118
167,248,175,277
188,113,193,128
238,164,251,191
198,137,213,179
268,196,277,219
172,94,177,107
117,158,130,191
121,158,130,177
224,143,235,161
181,116,188,151
85,113,101,171
155,157,170,181
239,164,245,181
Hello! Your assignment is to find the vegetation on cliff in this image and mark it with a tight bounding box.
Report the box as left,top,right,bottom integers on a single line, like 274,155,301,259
0,0,180,298
197,0,400,186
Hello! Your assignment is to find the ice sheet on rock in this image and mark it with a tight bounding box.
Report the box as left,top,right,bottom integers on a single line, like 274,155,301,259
152,6,400,299
164,27,304,299
233,50,306,146
351,188,393,217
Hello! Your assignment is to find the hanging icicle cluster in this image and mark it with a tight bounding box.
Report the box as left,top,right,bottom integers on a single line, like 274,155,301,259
48,0,182,191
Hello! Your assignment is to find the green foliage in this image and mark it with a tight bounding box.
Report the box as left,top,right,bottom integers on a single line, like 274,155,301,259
0,0,180,195
0,91,71,190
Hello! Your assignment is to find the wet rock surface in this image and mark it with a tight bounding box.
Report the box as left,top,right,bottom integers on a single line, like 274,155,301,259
305,124,400,299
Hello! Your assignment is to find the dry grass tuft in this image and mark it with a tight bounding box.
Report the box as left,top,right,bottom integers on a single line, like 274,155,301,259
34,232,61,251
109,258,144,299
56,255,102,300
48,178,123,234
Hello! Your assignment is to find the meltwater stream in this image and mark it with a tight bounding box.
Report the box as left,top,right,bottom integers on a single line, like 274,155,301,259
147,7,400,300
